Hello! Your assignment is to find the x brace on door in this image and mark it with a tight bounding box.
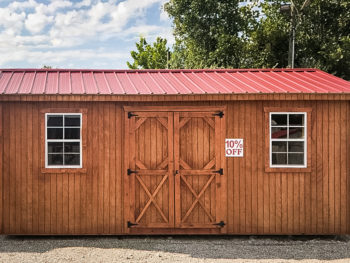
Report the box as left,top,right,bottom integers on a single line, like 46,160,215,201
126,109,226,231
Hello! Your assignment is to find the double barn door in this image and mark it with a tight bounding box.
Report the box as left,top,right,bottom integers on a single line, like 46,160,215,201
125,107,225,232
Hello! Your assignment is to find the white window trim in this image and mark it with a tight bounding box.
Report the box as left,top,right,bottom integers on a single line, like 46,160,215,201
269,112,307,168
45,113,83,169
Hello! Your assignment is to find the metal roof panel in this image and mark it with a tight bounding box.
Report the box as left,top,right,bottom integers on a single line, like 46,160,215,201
45,72,59,94
0,68,348,95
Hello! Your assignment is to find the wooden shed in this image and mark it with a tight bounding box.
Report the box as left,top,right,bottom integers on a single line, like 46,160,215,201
0,68,350,235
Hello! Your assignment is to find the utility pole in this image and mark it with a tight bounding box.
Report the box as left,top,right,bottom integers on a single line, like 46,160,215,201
288,4,296,68
281,0,311,69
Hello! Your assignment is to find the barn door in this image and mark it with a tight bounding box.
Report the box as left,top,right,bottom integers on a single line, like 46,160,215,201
174,112,224,229
126,111,174,228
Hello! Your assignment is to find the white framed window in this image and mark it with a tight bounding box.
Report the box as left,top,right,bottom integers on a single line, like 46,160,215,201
269,112,307,168
45,113,82,168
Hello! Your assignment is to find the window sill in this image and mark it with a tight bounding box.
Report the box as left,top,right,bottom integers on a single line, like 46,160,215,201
41,168,87,174
265,166,311,173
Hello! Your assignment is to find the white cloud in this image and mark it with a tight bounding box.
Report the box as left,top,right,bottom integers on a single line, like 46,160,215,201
8,0,38,11
0,8,26,35
0,0,173,68
159,3,169,22
74,0,92,9
46,0,72,13
25,12,53,34
0,46,128,67
0,33,50,49
48,0,169,47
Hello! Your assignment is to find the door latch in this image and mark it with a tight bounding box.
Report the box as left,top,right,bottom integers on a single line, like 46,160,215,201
213,111,224,118
128,112,138,118
213,168,223,175
174,170,179,176
127,221,139,228
127,169,138,175
213,221,225,227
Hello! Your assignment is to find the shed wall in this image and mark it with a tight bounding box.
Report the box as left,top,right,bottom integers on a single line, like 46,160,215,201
0,100,349,235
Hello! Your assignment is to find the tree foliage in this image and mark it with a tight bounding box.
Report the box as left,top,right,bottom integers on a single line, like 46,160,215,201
248,0,350,79
127,37,170,69
164,0,254,68
127,0,350,80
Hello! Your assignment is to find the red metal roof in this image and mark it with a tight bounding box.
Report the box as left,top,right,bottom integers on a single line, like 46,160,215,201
0,68,349,95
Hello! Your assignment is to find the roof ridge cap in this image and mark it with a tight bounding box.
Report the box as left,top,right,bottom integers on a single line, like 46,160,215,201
0,68,319,73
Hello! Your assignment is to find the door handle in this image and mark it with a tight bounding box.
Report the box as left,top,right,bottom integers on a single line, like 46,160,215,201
127,169,138,175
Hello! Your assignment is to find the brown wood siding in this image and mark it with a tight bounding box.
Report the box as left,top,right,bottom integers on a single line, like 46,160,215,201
1,102,124,234
0,100,349,235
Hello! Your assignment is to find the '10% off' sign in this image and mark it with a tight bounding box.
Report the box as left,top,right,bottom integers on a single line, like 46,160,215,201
225,139,243,157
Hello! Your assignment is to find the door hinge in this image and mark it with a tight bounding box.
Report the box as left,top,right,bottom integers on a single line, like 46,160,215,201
213,168,223,175
128,112,138,118
213,111,224,118
213,221,225,227
127,169,138,175
127,221,138,228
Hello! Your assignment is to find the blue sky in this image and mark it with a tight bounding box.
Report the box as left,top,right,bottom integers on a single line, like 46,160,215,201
0,0,174,69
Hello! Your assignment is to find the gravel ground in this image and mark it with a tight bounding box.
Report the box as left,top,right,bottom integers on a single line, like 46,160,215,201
0,235,349,263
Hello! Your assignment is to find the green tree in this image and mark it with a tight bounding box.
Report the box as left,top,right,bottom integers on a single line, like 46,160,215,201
247,0,350,79
296,0,350,79
163,0,350,79
244,1,290,68
164,0,256,69
127,1,349,79
127,37,170,69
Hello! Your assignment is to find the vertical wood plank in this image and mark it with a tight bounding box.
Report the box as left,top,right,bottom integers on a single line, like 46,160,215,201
85,103,92,234
340,102,347,233
38,110,45,234
32,104,39,234
9,103,16,233
15,103,22,233
251,102,258,233
98,103,104,233
328,101,335,233
67,172,74,234
116,105,123,233
233,102,240,233
44,165,51,233
0,104,2,233
129,110,136,226
315,101,323,233
174,112,180,227
103,103,110,233
226,104,234,233
168,112,174,227
123,107,130,233
91,103,98,233
220,106,227,233
334,101,341,233
263,101,270,234
3,104,9,233
347,102,350,234
109,103,116,233
214,113,221,227
198,117,203,223
245,103,252,233
20,103,27,233
239,102,246,233
323,101,329,233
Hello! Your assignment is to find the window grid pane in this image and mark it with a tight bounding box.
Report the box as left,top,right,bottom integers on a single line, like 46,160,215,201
46,113,82,168
270,113,306,167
